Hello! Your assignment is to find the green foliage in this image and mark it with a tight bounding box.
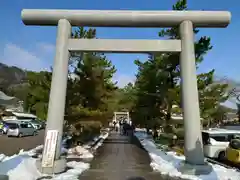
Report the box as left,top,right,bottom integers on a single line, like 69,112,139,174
132,56,166,127
116,83,136,111
71,121,102,143
65,27,117,125
131,0,229,129
24,27,117,127
65,105,104,125
198,70,229,126
24,71,52,120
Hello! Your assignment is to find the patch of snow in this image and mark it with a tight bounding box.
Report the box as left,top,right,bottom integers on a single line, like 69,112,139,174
0,155,29,175
67,146,94,159
92,132,109,150
1,156,89,180
18,145,44,156
47,161,89,180
99,132,109,140
5,156,41,180
92,139,104,150
135,130,240,180
67,132,109,159
0,132,109,180
0,154,6,162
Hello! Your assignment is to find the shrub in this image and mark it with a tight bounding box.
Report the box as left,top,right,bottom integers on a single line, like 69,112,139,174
173,128,184,140
71,120,102,144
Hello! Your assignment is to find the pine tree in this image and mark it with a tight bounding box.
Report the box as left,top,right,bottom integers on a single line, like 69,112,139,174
132,0,229,129
66,27,117,124
24,71,52,119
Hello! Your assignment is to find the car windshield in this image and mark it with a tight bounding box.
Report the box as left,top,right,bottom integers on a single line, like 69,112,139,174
31,120,41,124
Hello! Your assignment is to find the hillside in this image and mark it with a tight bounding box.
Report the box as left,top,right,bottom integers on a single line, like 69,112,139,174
0,62,238,114
0,63,28,91
0,63,29,101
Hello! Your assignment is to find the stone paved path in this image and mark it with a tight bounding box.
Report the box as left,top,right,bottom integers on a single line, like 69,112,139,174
79,132,163,180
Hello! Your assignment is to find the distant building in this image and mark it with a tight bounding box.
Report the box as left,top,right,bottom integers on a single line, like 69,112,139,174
1,111,37,121
225,112,238,121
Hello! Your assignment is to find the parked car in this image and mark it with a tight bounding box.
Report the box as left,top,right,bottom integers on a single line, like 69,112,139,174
28,120,42,130
202,128,240,161
19,119,44,130
226,138,240,165
34,119,46,129
3,124,9,134
7,121,37,137
0,121,4,134
1,121,10,134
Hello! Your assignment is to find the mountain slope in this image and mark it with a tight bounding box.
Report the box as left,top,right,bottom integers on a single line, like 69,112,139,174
0,63,28,91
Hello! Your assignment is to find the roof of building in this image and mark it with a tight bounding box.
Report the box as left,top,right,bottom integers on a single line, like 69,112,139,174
0,91,18,106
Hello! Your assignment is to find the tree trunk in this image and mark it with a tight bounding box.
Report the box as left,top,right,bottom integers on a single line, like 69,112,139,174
236,103,240,123
238,111,240,123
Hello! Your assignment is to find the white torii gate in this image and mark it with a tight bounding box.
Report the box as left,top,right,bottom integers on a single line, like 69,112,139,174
21,9,231,174
113,111,130,124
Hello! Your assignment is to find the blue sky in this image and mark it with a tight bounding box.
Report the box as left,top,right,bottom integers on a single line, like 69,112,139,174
0,0,239,106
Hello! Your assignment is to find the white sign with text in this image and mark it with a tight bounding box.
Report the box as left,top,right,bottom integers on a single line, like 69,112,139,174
41,130,58,168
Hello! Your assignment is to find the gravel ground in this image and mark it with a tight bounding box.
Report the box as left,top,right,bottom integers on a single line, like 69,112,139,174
0,130,45,156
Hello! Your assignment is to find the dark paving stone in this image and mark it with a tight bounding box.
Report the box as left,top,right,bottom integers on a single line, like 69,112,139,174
79,132,163,180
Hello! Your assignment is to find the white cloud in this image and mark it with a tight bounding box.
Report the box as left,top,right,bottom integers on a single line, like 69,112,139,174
1,43,136,88
113,74,135,88
37,43,55,53
1,43,52,72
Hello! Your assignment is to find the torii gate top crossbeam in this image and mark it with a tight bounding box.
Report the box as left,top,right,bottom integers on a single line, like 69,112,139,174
21,9,231,28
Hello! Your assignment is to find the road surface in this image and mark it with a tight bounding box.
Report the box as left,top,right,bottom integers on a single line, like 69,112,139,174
0,130,44,156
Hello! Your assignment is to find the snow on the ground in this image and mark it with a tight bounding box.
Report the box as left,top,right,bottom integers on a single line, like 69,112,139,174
67,132,109,159
134,130,240,180
0,132,109,180
67,145,94,159
0,155,90,180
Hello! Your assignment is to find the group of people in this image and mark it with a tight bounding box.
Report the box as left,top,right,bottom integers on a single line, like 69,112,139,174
111,120,135,136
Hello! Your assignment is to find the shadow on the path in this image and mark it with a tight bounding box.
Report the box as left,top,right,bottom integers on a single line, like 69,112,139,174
103,134,150,149
126,177,146,180
104,139,132,144
129,134,149,153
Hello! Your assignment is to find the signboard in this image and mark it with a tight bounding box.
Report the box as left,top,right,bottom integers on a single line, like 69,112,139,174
41,130,58,168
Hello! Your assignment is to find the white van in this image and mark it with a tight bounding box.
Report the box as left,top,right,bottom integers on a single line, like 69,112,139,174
202,128,240,160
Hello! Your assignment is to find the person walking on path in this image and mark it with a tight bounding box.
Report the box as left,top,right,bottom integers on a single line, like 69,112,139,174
115,121,119,132
119,120,124,135
112,121,117,131
123,121,128,135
